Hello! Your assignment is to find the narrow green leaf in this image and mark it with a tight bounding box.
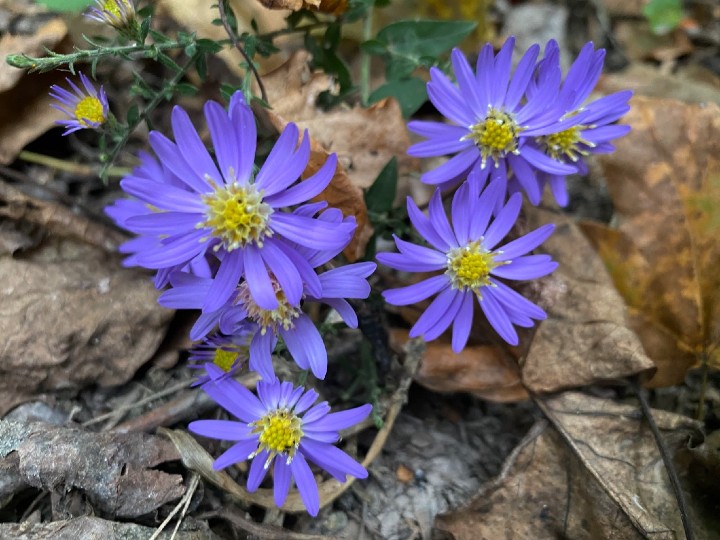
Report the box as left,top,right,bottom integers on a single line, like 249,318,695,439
369,78,427,118
365,157,398,214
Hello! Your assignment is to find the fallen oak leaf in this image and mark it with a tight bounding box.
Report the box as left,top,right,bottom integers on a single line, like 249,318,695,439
587,96,720,386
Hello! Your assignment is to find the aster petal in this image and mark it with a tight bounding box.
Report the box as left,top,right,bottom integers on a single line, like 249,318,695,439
243,244,278,310
429,189,458,247
203,250,244,312
270,212,353,251
280,315,327,379
273,458,293,508
212,438,259,470
394,236,446,267
469,177,504,239
248,330,277,381
382,275,449,306
582,125,631,144
134,229,208,269
205,100,239,181
291,452,320,516
451,182,473,245
451,291,474,352
304,403,372,432
293,388,319,414
410,287,463,341
265,153,336,208
259,241,303,306
302,402,331,424
300,439,367,482
489,279,547,320
507,153,541,205
229,91,257,183
247,450,271,491
408,134,474,157
451,48,486,118
483,193,522,250
254,124,301,195
495,224,555,261
188,419,253,441
491,255,558,280
406,196,451,251
474,43,494,108
478,287,518,345
421,286,465,341
322,298,357,328
548,174,569,206
490,37,514,104
426,67,476,126
318,265,372,299
148,132,210,193
521,145,577,175
190,310,223,341
407,120,469,140
125,212,202,235
274,239,323,298
158,283,210,309
202,377,266,423
171,106,222,183
421,147,478,186
120,177,203,212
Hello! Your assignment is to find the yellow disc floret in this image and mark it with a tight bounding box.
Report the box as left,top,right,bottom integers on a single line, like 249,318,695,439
235,277,301,333
446,240,505,293
541,125,594,162
74,96,106,126
200,182,273,251
250,409,304,466
466,108,522,167
212,348,239,372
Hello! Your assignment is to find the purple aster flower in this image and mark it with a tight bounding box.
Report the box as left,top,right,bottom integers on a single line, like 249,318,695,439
86,0,136,31
189,365,371,516
524,40,633,206
112,91,356,312
159,256,377,380
49,73,109,135
187,330,253,386
377,179,557,349
407,37,582,204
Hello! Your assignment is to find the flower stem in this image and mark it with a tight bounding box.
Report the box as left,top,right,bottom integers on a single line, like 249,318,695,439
18,150,129,178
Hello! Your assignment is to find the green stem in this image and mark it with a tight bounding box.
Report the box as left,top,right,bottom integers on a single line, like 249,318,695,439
99,53,200,180
6,40,191,73
18,150,129,178
359,4,374,105
258,22,331,42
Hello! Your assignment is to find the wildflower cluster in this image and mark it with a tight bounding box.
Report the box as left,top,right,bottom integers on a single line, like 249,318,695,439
379,38,631,349
38,4,631,517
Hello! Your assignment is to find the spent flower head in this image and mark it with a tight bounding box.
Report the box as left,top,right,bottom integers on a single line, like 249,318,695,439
187,331,253,386
109,91,355,313
408,37,586,204
49,73,109,136
189,365,371,516
377,176,557,348
86,0,137,34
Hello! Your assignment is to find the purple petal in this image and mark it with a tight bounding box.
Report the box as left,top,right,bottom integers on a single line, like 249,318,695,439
421,148,478,186
483,193,522,250
451,291,474,352
171,105,221,183
260,240,303,306
428,189,458,248
491,255,558,280
243,244,278,310
254,124,300,195
426,67,476,126
382,275,449,306
409,287,461,339
281,316,327,379
521,145,576,175
229,92,257,183
274,458,292,507
478,287,518,345
134,229,208,269
203,249,244,312
247,450,271,491
304,403,372,432
188,419,253,441
300,439,367,482
212,438,258,470
201,377,265,423
265,153,337,208
406,196,451,251
205,100,239,181
248,330,277,381
270,212,353,251
450,48,485,118
290,453,320,516
507,154,541,205
495,224,555,261
125,211,202,235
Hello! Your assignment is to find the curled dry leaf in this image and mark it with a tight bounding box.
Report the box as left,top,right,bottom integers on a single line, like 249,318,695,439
0,181,173,415
521,207,656,393
0,420,185,518
258,51,420,260
585,96,720,387
0,16,70,164
389,328,528,403
435,393,705,539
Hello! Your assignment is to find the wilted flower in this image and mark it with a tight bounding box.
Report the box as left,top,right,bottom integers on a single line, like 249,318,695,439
187,331,252,386
189,365,371,516
86,0,136,32
377,178,557,348
526,40,633,206
49,72,108,135
112,92,355,312
408,37,583,204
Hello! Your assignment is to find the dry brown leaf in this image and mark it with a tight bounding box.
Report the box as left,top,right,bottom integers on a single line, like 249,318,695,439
0,419,185,517
0,181,172,415
258,51,420,259
585,96,720,386
389,328,528,403
435,393,705,539
0,17,71,164
0,517,219,539
257,0,347,13
521,208,656,393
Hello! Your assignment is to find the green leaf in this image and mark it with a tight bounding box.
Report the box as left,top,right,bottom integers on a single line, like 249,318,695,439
365,157,398,214
376,20,476,59
369,77,427,118
360,39,388,56
35,0,93,12
384,55,416,81
643,0,683,34
126,104,139,126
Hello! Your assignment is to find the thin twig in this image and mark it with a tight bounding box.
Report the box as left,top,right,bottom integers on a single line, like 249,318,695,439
18,151,129,178
217,0,267,104
632,377,695,540
149,473,200,540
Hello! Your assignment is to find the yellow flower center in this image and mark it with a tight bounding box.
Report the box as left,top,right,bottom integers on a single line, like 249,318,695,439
200,182,273,251
540,125,593,162
251,409,303,466
466,108,522,167
446,241,503,292
102,0,132,18
212,348,238,372
74,96,105,126
235,277,301,333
